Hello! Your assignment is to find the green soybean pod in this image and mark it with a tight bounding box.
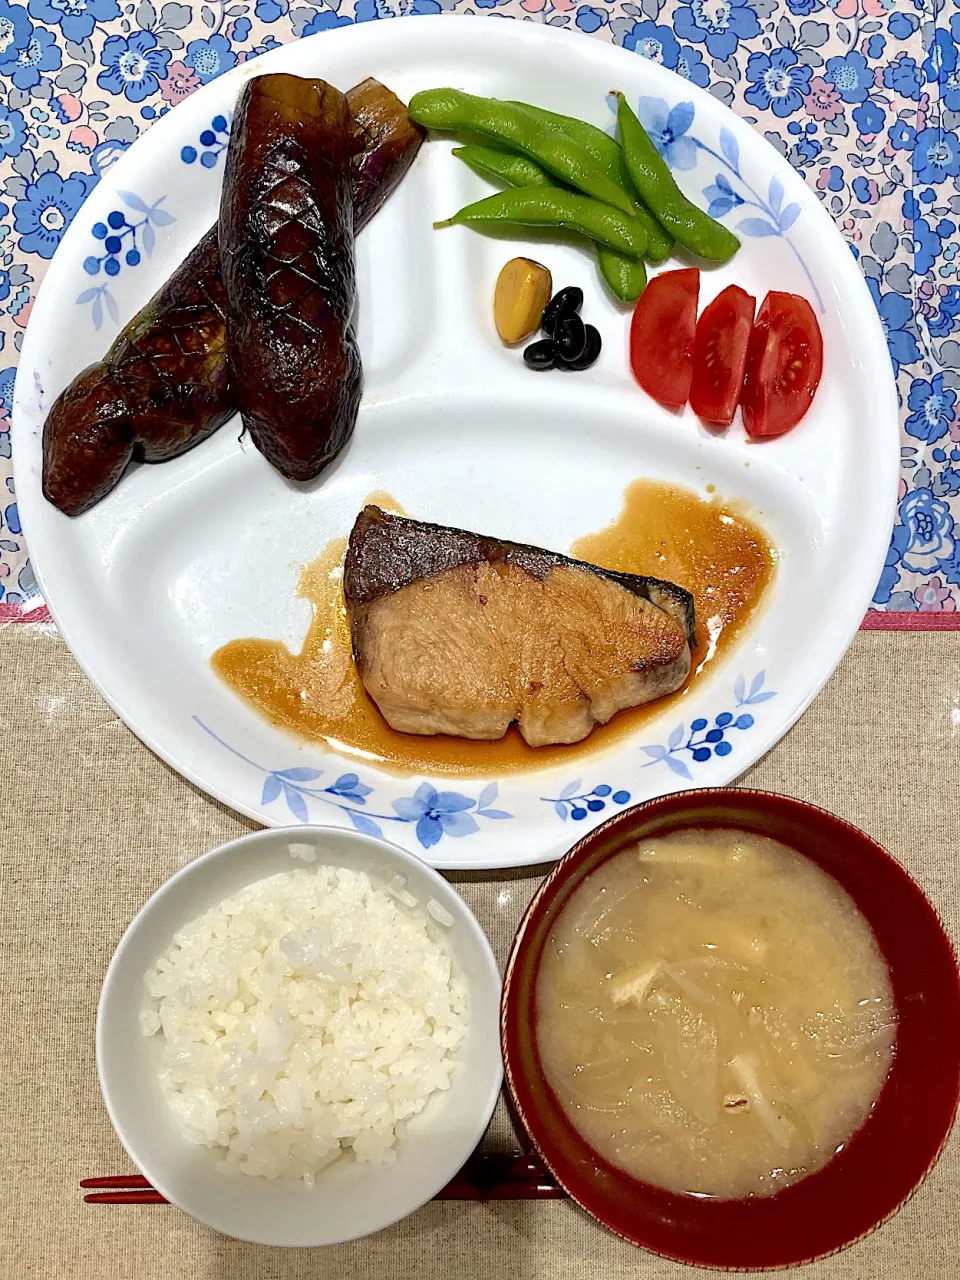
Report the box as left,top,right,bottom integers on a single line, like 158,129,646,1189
615,93,740,263
511,102,674,263
452,146,645,301
452,144,554,188
596,246,647,302
408,88,637,217
435,187,649,260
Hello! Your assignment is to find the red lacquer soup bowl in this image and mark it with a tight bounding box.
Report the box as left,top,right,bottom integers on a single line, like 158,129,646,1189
501,789,960,1270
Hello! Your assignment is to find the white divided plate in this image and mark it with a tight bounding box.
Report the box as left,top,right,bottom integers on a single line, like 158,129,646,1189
13,17,898,870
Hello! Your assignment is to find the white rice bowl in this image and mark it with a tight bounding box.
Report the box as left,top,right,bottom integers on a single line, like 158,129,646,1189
97,825,502,1246
141,865,468,1182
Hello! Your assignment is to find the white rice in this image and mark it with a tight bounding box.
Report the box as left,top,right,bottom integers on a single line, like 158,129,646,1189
140,865,467,1181
287,842,317,863
427,898,455,928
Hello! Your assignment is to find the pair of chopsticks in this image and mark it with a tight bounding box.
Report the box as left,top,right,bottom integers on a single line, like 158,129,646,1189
82,1153,566,1204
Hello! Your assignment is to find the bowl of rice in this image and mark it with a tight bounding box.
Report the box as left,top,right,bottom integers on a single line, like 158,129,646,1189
96,825,502,1246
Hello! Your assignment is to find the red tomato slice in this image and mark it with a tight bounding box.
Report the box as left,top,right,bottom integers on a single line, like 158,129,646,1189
630,268,700,409
740,291,823,439
689,285,756,427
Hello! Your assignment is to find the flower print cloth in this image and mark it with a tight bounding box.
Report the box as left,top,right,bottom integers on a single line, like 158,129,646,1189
0,1,954,614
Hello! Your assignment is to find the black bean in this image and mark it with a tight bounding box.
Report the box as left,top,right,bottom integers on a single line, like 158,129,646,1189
541,285,584,338
523,338,559,370
559,325,602,371
556,314,587,363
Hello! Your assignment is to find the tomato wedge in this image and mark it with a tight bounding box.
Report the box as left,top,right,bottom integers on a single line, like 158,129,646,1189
740,291,823,439
689,284,756,426
630,268,700,409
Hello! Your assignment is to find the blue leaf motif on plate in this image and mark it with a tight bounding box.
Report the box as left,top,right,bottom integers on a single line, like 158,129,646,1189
665,756,693,780
768,175,783,215
148,205,176,228
739,670,778,705
261,774,282,805
719,125,740,173
283,785,309,824
347,811,384,838
640,674,778,776
116,189,150,215
738,217,780,238
477,782,498,811
778,203,802,234
476,782,511,819
276,767,323,781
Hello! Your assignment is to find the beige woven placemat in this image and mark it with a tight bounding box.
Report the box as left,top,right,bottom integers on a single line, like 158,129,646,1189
2,628,958,1280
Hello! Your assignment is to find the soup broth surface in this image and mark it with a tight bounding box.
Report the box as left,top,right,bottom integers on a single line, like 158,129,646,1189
536,829,896,1199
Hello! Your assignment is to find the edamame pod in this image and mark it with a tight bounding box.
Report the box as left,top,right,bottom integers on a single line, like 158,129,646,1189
452,144,554,188
596,246,647,302
512,102,674,263
409,88,637,217
615,93,740,263
435,187,649,260
452,145,647,302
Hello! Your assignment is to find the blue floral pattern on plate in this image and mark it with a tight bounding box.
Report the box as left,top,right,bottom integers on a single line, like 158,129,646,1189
194,717,512,849
623,94,822,311
76,187,174,327
541,781,631,821
180,110,230,167
640,671,777,780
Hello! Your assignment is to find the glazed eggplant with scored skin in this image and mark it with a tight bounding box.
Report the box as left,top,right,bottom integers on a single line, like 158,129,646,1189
41,363,137,518
42,79,424,516
103,228,232,464
42,228,231,516
220,74,361,482
348,77,425,227
344,506,695,748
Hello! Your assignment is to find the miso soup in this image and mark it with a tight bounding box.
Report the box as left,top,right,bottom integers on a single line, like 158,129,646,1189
536,830,896,1199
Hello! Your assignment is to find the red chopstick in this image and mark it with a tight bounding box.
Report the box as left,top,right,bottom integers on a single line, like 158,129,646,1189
81,1154,566,1204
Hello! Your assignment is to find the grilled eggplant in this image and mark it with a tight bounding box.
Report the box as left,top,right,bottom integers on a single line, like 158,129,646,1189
41,364,136,518
344,506,695,747
348,76,425,227
104,228,231,464
42,78,423,516
42,229,229,516
220,74,361,482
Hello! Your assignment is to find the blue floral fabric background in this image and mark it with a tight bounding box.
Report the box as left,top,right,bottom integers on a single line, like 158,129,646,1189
0,0,953,613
